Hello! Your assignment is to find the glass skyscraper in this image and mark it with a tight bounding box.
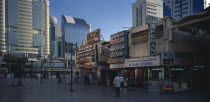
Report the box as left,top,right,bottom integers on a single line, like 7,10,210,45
164,0,210,19
61,15,90,58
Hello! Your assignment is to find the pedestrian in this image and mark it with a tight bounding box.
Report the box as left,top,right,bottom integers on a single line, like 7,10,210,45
35,73,38,79
113,74,121,97
84,74,88,84
66,74,70,84
88,73,93,84
60,74,63,83
58,73,61,83
120,74,124,90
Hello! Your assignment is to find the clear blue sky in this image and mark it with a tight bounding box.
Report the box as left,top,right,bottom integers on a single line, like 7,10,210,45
50,0,136,41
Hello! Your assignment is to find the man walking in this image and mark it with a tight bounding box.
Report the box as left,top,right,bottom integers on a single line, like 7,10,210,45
113,74,121,97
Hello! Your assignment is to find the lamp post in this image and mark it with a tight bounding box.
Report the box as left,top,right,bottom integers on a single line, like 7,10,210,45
31,60,33,80
40,56,45,84
65,42,78,92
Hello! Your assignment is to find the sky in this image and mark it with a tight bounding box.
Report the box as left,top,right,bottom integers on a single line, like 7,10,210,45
50,0,136,41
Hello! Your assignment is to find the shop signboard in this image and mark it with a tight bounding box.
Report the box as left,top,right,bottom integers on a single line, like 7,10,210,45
149,81,161,91
124,56,160,68
87,29,100,44
161,52,175,65
108,58,124,63
110,30,128,59
147,15,158,55
110,63,124,69
160,80,173,93
84,62,96,68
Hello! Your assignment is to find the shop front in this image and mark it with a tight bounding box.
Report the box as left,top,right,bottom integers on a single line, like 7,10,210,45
158,52,209,92
124,55,161,89
79,62,98,83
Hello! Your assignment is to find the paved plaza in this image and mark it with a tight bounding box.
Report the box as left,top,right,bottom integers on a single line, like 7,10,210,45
0,78,209,102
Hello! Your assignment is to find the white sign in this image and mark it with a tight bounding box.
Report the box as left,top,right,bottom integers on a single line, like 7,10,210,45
124,56,160,68
110,63,124,69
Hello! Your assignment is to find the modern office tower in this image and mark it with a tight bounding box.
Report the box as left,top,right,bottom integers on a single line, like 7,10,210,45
50,16,57,57
55,26,63,57
61,15,89,59
132,0,163,27
50,16,62,58
164,0,210,19
0,0,50,60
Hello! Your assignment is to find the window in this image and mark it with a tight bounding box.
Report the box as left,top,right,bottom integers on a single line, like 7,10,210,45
183,7,188,10
175,10,180,13
183,3,188,6
147,11,156,15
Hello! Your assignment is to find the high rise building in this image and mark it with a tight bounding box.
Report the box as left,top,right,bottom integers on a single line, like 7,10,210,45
132,0,163,27
55,26,63,58
50,16,57,57
61,15,90,59
50,16,62,58
164,0,210,19
0,0,50,60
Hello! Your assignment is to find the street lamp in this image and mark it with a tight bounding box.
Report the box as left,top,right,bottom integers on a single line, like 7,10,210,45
65,42,78,92
38,55,45,84
31,60,33,80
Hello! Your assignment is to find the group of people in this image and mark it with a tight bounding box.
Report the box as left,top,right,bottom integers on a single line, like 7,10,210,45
84,73,93,84
58,73,80,84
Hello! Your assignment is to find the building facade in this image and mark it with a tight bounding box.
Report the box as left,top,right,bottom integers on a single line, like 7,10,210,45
132,0,163,27
108,30,129,69
164,0,210,19
0,0,50,60
61,15,90,59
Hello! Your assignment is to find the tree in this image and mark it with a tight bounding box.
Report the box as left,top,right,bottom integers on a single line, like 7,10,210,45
3,54,28,86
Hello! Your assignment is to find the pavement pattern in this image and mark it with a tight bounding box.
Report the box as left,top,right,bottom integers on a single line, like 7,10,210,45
0,78,209,102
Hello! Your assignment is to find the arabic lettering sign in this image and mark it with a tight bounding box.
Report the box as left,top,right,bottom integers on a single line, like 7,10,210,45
124,56,160,67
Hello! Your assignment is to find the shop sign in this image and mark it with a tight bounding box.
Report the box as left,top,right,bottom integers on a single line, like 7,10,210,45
149,23,156,54
160,80,173,93
110,30,128,59
84,62,96,68
110,63,124,69
147,15,158,55
124,56,160,67
87,29,100,44
108,58,125,63
161,52,175,65
148,81,161,91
